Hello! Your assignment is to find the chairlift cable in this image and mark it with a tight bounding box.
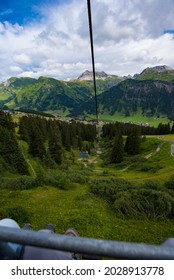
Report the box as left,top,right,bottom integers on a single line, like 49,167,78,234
87,0,99,126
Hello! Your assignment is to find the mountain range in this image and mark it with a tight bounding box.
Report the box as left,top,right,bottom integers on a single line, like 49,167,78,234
1,65,174,120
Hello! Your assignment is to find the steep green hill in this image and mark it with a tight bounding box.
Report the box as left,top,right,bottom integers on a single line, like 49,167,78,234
1,76,92,113
0,74,123,117
138,66,174,82
81,79,174,120
7,77,38,87
1,66,174,120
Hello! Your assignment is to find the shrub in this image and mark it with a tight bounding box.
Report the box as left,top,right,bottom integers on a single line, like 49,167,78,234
164,175,174,190
0,156,9,174
6,206,30,224
113,191,134,216
140,164,154,172
90,177,174,220
113,189,174,219
89,178,133,202
141,180,162,191
43,173,71,190
67,171,89,184
3,176,38,190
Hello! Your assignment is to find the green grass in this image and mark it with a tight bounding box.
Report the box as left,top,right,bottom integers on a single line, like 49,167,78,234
0,184,174,245
103,115,169,127
0,90,11,100
85,113,169,127
158,135,174,141
91,136,174,184
5,100,16,108
2,132,174,252
46,109,71,119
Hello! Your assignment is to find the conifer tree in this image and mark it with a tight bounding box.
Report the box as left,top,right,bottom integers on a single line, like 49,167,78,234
110,131,124,163
0,123,28,174
61,124,71,151
18,116,30,142
28,123,46,159
48,121,63,165
0,110,14,130
124,126,141,155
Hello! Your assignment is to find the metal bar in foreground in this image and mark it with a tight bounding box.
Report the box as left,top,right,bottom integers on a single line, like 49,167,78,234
0,226,174,259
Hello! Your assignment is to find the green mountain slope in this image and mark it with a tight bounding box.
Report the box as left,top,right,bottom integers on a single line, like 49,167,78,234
80,79,174,120
0,72,123,116
1,66,174,120
1,76,93,113
137,66,174,82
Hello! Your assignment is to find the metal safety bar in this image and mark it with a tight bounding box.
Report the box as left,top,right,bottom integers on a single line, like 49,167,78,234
0,226,174,259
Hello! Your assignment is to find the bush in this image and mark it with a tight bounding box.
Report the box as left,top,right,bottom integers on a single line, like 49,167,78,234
0,156,9,174
113,189,174,219
164,175,174,190
43,173,71,190
141,180,162,191
90,177,174,220
67,171,89,184
89,178,133,202
140,164,154,172
113,191,134,216
3,176,38,190
6,206,30,224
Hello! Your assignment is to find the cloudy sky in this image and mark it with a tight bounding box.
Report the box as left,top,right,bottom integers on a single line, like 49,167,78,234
0,0,174,81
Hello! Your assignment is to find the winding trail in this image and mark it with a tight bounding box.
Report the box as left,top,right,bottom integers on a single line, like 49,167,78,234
144,142,164,159
121,136,174,173
158,136,174,156
26,159,36,177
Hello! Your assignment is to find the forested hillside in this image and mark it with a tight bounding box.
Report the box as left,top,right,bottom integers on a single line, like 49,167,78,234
0,74,122,116
92,79,174,120
0,110,96,175
0,110,28,175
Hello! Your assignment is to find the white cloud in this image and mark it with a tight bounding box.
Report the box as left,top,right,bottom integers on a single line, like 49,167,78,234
13,53,32,65
0,0,174,81
9,66,23,73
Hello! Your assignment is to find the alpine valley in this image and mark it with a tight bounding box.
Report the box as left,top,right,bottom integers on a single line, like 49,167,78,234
1,65,174,120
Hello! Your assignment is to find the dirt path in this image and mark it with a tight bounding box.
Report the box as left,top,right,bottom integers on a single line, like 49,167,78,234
78,157,97,168
121,138,172,172
144,142,164,159
27,159,36,177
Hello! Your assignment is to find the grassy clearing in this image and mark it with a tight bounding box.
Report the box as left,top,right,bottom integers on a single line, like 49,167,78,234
0,184,174,245
94,136,174,184
0,91,11,100
158,135,174,141
95,113,169,127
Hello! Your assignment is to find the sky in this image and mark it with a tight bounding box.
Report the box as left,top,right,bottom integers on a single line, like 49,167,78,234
0,0,174,81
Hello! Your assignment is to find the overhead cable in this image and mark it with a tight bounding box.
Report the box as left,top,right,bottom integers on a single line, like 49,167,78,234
87,0,99,125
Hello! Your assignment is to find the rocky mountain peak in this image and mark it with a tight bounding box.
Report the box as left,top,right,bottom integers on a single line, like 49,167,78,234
140,65,173,75
77,70,108,81
151,65,173,71
135,65,174,80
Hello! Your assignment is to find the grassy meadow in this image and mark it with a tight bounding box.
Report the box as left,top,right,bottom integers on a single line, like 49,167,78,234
86,113,169,127
1,131,174,249
1,184,174,245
